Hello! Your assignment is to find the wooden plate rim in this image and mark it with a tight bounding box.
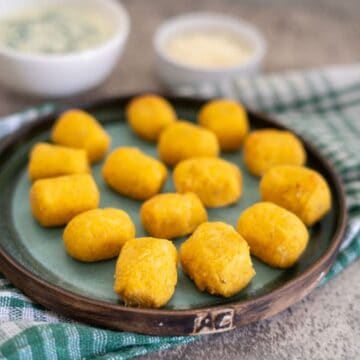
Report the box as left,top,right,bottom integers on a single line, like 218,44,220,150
0,95,347,335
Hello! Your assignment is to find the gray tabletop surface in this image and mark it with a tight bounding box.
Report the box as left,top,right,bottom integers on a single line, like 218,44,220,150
0,1,359,359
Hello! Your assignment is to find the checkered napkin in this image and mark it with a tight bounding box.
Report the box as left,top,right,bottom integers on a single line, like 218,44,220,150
0,64,359,359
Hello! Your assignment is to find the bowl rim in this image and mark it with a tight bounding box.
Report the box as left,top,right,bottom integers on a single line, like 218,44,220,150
0,0,130,62
153,12,267,74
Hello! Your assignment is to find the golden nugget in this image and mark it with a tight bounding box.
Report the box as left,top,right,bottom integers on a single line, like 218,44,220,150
140,192,207,239
180,222,255,297
158,121,219,166
28,142,89,181
64,208,135,262
30,174,100,227
237,202,309,268
51,109,110,163
114,237,178,308
260,165,331,226
173,157,242,207
126,94,177,141
198,99,249,151
244,129,306,176
102,147,167,200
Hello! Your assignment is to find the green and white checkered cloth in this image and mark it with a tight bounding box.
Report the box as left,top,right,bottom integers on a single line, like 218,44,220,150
0,64,359,359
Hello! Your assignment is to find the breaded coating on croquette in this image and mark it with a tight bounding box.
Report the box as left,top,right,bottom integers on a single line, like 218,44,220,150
198,99,249,151
126,94,177,141
64,208,135,262
28,142,89,181
51,109,110,163
180,222,255,297
158,121,219,166
244,129,306,176
140,192,207,239
102,147,167,200
237,202,309,268
30,174,100,227
260,165,332,226
173,157,242,208
114,237,178,308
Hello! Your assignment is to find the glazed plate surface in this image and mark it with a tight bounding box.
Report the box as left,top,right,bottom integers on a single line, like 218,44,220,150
0,96,346,335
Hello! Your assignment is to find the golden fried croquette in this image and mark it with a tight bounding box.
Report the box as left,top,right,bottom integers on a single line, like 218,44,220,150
126,94,177,141
63,208,135,262
114,237,178,308
28,142,89,181
260,165,332,226
243,129,306,176
102,147,167,200
173,157,242,207
237,202,309,268
198,99,249,151
180,222,255,297
51,109,110,163
158,121,219,166
140,192,207,239
30,174,100,227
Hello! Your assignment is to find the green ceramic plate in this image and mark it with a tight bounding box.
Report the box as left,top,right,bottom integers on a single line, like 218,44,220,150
0,96,346,335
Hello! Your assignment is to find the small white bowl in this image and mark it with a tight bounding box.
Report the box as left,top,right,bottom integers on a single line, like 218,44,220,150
154,12,266,94
0,0,130,97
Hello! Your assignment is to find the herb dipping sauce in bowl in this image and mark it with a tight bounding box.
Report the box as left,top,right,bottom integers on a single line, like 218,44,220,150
154,13,266,95
0,0,130,97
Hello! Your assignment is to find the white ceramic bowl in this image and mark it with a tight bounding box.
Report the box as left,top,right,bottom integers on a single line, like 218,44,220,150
0,0,130,97
154,13,266,94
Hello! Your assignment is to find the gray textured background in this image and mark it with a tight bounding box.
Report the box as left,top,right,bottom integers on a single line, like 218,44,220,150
0,1,359,359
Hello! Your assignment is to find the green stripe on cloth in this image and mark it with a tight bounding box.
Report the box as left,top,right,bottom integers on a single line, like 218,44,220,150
0,322,194,360
0,321,194,360
0,64,359,359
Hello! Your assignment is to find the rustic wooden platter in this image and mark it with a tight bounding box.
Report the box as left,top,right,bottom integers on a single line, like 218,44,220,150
0,95,347,335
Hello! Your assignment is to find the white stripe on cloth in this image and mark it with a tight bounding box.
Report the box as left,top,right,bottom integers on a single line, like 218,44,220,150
0,321,50,347
39,326,58,360
15,332,34,360
65,326,81,360
340,219,360,251
92,328,108,357
326,64,360,88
